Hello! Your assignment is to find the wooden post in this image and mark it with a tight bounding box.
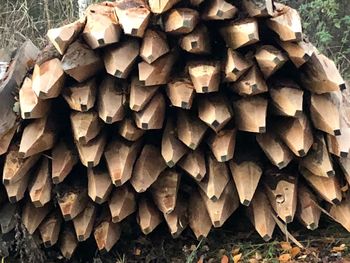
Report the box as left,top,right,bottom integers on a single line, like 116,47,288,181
242,0,274,17
188,61,221,93
224,49,252,82
164,8,200,35
29,158,52,207
255,45,288,78
39,211,62,247
140,29,169,63
178,148,206,181
0,203,18,234
59,226,78,260
57,189,88,220
87,167,113,204
163,197,188,237
94,217,121,252
137,197,162,235
329,199,350,232
76,132,107,168
277,40,314,68
4,173,31,203
73,201,96,241
179,25,211,54
166,78,195,109
109,185,136,222
118,118,145,142
202,0,237,20
70,111,102,144
148,0,180,13
207,128,236,162
129,77,159,112
22,201,52,234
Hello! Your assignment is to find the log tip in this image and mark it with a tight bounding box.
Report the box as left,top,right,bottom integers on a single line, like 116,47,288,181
259,126,266,133
63,214,72,221
106,116,113,124
334,129,341,136
220,155,227,162
340,152,349,158
298,149,306,157
285,215,293,224
242,199,251,206
307,223,318,230
263,234,272,242
295,32,303,42
9,196,18,203
332,198,341,205
327,170,335,177
181,101,190,109
340,83,346,91
166,160,175,168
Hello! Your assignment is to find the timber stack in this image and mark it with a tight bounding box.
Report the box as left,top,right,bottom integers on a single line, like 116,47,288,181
0,0,349,259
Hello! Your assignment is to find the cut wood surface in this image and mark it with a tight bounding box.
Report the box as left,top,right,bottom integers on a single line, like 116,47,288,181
202,0,237,20
29,158,52,207
39,211,62,247
178,148,206,181
166,78,195,109
109,185,136,222
57,189,88,221
137,196,162,235
188,60,221,93
207,128,236,162
87,167,113,204
52,141,78,184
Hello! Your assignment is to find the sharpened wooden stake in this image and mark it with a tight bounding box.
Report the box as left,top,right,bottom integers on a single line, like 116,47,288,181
277,40,314,68
179,25,211,54
118,118,145,142
242,0,274,17
129,77,159,112
329,198,350,232
327,124,350,158
94,217,121,252
73,201,96,241
220,18,259,49
264,168,298,223
296,184,321,230
0,203,18,234
62,78,97,112
224,49,252,82
109,185,136,222
140,29,169,63
19,117,56,158
188,61,221,93
4,173,31,203
0,125,17,156
71,111,102,144
229,160,262,206
255,45,288,78
162,118,188,167
247,189,276,241
234,96,268,133
164,8,199,34
166,78,195,109
61,41,103,83
148,0,180,13
88,167,113,204
32,58,65,99
104,138,142,186
178,148,206,181
104,38,140,79
198,154,230,201
177,110,208,150
134,93,165,130
47,18,85,55
267,4,302,42
137,197,162,235
151,169,180,214
164,197,188,237
202,0,237,20
20,77,50,119
114,0,151,37
76,132,107,168
130,144,167,192
39,211,62,247
200,180,239,227
276,113,314,157
340,157,350,185
22,201,51,234
59,226,78,260
29,158,52,207
58,189,88,220
207,129,236,162
301,167,342,205
52,141,78,184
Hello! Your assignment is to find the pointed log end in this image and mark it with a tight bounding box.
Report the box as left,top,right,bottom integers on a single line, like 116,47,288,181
242,199,251,206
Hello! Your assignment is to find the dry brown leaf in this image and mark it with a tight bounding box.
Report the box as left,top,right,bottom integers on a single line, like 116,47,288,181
221,255,229,263
233,253,242,263
291,247,301,258
280,242,292,251
279,253,291,262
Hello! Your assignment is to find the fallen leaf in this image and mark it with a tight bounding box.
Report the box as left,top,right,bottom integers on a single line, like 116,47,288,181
291,247,301,258
279,253,291,262
221,255,229,263
280,242,292,251
233,253,242,263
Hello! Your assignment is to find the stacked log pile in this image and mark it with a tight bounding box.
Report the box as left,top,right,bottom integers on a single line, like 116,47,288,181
0,0,349,259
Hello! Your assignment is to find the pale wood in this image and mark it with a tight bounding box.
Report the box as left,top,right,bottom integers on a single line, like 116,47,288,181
178,148,206,181
20,77,50,119
162,118,188,167
70,110,102,144
207,128,236,162
202,0,237,20
277,40,314,68
327,125,350,158
59,226,78,259
32,58,65,99
88,167,113,204
62,78,97,112
148,0,180,13
151,169,181,214
301,167,342,205
229,160,262,206
73,201,96,241
163,197,188,237
98,76,126,123
166,78,195,109
177,110,208,150
198,94,233,132
267,3,302,42
22,201,52,234
52,140,78,184
4,173,31,203
329,198,350,232
130,77,159,112
94,217,121,252
198,154,230,201
224,49,252,82
19,117,56,158
47,18,86,55
340,157,350,185
29,158,52,207
61,41,103,83
200,180,239,227
179,25,211,54
234,96,268,133
296,184,321,230
57,188,88,220
247,189,275,241
264,168,298,223
104,38,140,78
231,65,268,96
134,92,165,130
220,18,259,49
114,0,151,37
109,185,136,222
188,60,221,93
310,93,341,136
275,113,314,157
164,8,199,35
255,45,288,78
0,124,17,156
39,211,62,247
137,197,162,235
104,138,142,186
138,52,176,86
82,3,121,49
118,117,145,141
256,131,293,169
130,144,167,192
140,29,169,63
242,0,274,17
301,52,345,94
0,202,19,234
76,132,107,168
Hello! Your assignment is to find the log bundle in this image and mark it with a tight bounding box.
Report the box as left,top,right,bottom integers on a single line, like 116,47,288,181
1,0,350,259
